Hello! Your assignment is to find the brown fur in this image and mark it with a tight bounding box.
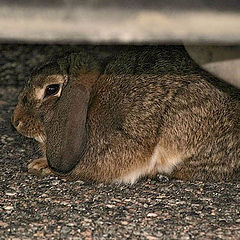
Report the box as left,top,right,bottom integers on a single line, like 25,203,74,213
12,50,240,183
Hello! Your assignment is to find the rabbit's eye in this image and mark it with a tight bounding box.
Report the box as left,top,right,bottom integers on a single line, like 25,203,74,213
44,84,60,98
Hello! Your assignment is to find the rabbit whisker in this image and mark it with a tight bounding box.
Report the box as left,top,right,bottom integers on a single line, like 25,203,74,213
34,134,46,143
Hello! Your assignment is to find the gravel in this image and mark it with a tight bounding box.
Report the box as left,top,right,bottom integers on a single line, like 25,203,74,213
0,44,240,239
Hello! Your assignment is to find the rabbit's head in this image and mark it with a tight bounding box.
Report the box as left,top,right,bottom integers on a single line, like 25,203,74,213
12,52,101,146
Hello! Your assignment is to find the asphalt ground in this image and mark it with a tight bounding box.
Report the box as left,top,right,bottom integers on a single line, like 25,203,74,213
0,44,240,239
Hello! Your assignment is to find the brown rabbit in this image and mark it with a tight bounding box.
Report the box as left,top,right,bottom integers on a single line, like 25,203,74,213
12,50,240,183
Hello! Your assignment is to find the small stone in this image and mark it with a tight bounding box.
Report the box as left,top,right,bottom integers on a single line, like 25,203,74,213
83,218,92,223
106,204,115,208
61,201,71,206
157,175,169,182
147,213,157,217
61,226,71,234
4,205,14,210
146,236,158,240
0,221,9,227
181,235,190,240
33,231,44,237
5,191,16,196
67,223,75,227
81,229,92,238
52,180,60,185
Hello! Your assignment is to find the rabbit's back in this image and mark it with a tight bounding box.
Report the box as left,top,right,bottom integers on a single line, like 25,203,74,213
82,72,240,181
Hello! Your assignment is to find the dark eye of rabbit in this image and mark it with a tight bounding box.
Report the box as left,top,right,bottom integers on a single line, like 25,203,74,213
44,84,60,98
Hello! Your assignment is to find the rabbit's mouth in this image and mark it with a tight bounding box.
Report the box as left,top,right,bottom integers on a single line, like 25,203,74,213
18,128,46,143
12,117,46,143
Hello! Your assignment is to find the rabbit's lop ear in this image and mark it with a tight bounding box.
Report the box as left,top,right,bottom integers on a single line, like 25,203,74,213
45,83,89,174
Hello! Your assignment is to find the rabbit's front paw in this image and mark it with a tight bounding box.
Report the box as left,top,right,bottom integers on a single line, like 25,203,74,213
28,157,52,177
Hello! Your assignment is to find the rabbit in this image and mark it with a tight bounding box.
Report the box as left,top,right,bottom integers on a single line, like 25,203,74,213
12,50,240,183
